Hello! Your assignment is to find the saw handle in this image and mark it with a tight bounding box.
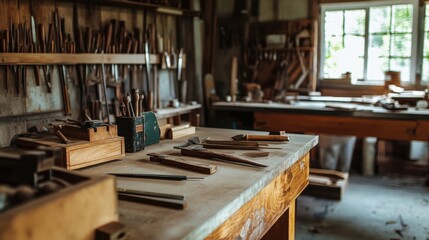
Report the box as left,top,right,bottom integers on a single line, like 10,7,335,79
246,135,289,141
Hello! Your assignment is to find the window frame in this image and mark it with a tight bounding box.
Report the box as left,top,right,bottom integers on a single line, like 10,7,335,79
320,0,419,85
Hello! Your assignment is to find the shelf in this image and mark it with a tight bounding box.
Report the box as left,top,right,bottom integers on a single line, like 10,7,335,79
254,47,315,52
60,0,200,17
0,53,160,65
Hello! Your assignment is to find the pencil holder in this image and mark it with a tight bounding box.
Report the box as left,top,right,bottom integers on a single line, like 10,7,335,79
116,115,145,152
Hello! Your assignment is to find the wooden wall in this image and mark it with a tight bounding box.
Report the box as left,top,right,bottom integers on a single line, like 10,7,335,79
0,0,202,147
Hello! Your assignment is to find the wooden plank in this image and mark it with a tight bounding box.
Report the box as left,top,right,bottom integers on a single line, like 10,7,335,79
205,154,309,240
0,170,118,240
254,112,428,141
0,53,160,65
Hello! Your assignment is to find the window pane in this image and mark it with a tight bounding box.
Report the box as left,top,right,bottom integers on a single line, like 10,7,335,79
345,10,366,35
390,58,410,81
392,33,412,57
369,34,391,57
392,4,413,33
325,11,343,37
370,6,391,33
425,8,429,31
324,36,344,78
367,56,389,80
345,35,365,55
422,58,429,81
424,33,429,58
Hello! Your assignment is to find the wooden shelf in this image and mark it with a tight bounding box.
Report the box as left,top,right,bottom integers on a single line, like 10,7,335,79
0,53,160,65
60,0,200,17
255,46,315,52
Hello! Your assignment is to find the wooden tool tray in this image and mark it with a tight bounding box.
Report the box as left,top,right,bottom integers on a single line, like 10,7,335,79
15,135,125,170
60,124,119,141
0,168,118,240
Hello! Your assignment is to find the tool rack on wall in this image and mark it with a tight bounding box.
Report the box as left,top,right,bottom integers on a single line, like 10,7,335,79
0,0,196,120
246,19,318,98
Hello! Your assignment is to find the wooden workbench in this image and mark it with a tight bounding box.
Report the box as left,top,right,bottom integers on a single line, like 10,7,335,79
79,127,318,240
212,101,429,182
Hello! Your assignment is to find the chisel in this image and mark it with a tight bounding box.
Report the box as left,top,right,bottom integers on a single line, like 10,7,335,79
118,193,186,210
117,187,184,200
232,134,289,141
148,153,217,174
108,173,204,181
179,147,268,168
30,16,41,86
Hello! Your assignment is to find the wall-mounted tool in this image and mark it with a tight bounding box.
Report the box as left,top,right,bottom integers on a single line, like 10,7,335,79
30,16,41,86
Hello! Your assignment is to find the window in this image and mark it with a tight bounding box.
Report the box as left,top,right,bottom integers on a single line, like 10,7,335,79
422,4,429,82
321,1,418,83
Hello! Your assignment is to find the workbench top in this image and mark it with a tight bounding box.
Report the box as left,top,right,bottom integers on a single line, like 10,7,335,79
79,127,318,240
212,101,429,120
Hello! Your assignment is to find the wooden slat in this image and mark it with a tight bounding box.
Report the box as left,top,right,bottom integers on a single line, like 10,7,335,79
254,112,428,141
0,53,160,65
205,154,309,240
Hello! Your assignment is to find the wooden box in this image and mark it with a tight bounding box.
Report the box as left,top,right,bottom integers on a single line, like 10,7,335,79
0,169,118,240
60,124,119,141
15,136,125,170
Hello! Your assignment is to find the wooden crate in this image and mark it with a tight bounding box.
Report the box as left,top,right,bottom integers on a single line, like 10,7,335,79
0,169,118,240
303,168,349,200
60,125,119,142
15,135,125,170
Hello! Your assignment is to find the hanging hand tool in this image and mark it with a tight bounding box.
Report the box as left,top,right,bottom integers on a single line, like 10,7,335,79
100,55,111,124
1,32,9,91
30,16,41,86
10,22,20,95
144,39,153,111
54,9,71,115
38,23,52,93
108,173,203,181
148,153,217,174
177,48,187,103
232,134,289,141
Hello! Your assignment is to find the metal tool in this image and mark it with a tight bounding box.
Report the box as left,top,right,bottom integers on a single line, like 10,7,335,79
108,173,204,181
232,134,289,141
175,138,267,167
117,192,186,210
100,55,111,124
30,16,41,86
117,187,184,200
148,153,217,174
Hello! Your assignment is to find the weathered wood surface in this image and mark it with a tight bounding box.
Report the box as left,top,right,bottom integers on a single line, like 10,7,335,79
0,171,118,240
206,154,309,240
79,127,318,240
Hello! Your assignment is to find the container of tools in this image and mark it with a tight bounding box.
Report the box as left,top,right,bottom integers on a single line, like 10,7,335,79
116,115,145,153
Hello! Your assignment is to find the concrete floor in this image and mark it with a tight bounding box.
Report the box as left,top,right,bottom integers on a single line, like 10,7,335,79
296,175,429,240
